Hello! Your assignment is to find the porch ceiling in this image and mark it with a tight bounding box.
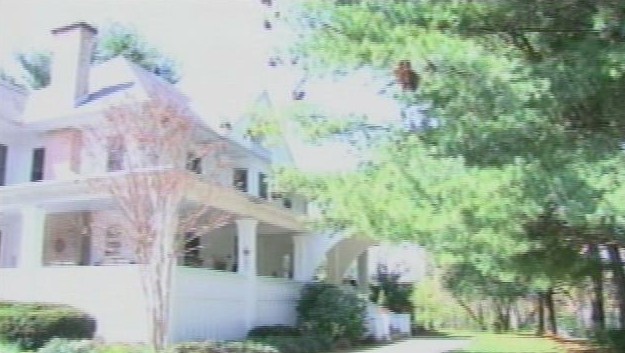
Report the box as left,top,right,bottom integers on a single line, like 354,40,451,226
185,175,306,232
0,173,307,232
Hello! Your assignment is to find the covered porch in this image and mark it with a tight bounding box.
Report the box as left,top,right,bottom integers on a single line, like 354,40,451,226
0,206,308,343
0,177,313,343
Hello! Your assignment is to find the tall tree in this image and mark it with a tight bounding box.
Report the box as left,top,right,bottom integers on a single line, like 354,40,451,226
92,23,180,83
83,96,228,350
271,0,625,334
15,51,51,89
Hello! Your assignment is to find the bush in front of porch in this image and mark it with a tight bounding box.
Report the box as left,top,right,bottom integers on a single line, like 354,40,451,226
0,302,96,350
296,283,368,346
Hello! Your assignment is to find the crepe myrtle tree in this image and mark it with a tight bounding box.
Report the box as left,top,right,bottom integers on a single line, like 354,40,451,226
83,95,229,350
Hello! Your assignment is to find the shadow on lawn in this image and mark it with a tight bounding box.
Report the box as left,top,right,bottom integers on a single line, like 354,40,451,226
413,331,473,339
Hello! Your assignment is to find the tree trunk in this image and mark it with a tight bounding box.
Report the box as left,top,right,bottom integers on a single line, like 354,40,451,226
456,297,487,331
503,302,512,331
493,299,512,332
588,243,606,331
536,293,545,336
545,289,558,335
607,243,625,329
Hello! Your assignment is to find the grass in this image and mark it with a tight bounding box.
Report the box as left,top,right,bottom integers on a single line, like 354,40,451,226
0,341,23,353
449,332,566,353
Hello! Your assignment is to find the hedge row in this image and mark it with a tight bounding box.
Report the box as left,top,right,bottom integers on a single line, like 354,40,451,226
0,302,96,350
168,341,278,353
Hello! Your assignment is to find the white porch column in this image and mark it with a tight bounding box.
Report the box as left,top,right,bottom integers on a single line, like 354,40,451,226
236,218,258,333
357,250,369,292
236,218,258,277
17,206,46,269
292,234,312,281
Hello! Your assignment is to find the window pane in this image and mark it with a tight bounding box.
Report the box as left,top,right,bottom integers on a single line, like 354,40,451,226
259,172,268,199
186,154,202,174
183,232,201,267
233,168,248,192
0,144,7,186
31,148,45,181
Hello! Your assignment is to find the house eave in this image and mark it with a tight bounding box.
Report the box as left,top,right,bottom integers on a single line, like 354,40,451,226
0,173,306,232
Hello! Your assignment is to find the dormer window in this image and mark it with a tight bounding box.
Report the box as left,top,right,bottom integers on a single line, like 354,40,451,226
233,168,248,192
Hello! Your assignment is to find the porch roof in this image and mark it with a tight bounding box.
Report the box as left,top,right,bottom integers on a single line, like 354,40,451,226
0,173,306,232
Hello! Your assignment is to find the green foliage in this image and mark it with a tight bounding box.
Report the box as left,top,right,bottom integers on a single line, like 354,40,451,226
251,336,333,353
94,343,152,353
0,302,96,350
1,23,180,90
247,326,301,338
370,265,413,313
0,341,22,353
93,23,180,83
590,329,625,352
412,276,469,329
15,51,51,89
37,338,96,353
296,283,367,343
35,340,151,353
0,69,27,90
168,341,278,353
275,0,625,302
272,1,625,334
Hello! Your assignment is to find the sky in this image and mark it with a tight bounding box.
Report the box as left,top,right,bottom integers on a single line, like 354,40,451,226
0,0,401,172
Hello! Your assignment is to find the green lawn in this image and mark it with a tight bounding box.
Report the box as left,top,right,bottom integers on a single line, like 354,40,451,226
0,341,23,353
452,332,566,353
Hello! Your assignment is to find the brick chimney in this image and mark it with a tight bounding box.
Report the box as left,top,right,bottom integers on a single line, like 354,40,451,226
49,22,98,107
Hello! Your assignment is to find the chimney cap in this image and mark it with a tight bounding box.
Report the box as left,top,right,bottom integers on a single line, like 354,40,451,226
51,22,98,35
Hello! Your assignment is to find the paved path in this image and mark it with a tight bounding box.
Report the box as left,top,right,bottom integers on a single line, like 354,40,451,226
354,338,471,353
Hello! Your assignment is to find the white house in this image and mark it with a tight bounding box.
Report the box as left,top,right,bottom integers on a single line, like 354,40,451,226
0,22,387,343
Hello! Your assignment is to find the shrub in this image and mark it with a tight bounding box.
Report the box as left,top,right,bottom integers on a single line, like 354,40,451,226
37,338,96,353
591,329,625,351
0,302,96,350
253,335,333,353
168,341,278,353
247,326,300,338
95,343,152,353
296,283,367,344
370,265,413,313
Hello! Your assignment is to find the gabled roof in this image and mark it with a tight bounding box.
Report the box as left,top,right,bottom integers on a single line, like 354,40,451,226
22,57,189,124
